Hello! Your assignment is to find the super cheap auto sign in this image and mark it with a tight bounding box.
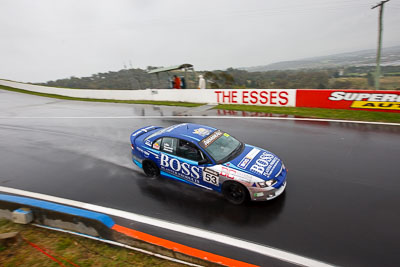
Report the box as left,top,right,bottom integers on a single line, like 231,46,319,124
214,89,296,106
296,90,400,113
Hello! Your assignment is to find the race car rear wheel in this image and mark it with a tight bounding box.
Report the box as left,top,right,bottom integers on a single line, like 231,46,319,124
143,160,160,178
222,181,248,205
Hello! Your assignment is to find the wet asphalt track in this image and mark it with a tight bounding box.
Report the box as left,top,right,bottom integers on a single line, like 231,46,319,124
1,89,400,267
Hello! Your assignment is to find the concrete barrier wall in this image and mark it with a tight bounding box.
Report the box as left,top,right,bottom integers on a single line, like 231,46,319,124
0,80,296,106
1,79,399,112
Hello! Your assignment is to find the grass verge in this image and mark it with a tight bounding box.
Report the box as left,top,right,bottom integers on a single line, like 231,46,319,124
0,219,183,267
0,85,203,107
215,104,400,123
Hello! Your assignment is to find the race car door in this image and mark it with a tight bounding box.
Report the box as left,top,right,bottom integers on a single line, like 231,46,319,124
175,139,219,190
159,137,204,186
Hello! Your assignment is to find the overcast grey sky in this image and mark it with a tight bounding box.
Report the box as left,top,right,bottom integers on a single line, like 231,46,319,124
1,0,399,82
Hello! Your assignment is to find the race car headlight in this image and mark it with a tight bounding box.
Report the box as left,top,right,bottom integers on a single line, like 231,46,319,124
258,179,276,188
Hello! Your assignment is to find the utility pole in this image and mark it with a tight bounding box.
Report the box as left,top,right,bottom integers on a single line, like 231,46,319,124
371,0,390,90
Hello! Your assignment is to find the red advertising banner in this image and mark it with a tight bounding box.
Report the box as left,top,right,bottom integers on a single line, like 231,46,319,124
296,89,400,113
213,89,296,106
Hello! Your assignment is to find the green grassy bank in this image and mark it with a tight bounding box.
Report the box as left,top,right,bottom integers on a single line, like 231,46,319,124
214,104,400,123
0,219,183,267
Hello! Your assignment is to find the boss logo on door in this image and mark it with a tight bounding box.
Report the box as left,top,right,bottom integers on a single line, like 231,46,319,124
160,153,201,184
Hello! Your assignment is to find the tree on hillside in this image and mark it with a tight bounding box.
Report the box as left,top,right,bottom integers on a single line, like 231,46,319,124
331,80,353,89
39,66,373,90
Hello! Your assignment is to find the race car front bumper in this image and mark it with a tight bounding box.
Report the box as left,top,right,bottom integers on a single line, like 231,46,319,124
249,181,287,201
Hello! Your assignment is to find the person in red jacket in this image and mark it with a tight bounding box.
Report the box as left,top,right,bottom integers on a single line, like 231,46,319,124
173,75,181,89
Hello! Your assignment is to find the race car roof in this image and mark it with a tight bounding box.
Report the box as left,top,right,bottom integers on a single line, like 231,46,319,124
153,123,218,142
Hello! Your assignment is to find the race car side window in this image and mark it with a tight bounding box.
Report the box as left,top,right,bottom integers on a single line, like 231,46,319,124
176,139,204,162
161,137,177,154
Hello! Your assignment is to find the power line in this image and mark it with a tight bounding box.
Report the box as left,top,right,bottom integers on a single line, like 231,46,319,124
371,0,391,9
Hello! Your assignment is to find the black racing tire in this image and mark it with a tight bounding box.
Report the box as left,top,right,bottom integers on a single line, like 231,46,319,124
222,181,249,205
143,160,160,178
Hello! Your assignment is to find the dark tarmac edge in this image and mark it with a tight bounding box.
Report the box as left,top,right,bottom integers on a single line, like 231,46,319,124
0,192,293,267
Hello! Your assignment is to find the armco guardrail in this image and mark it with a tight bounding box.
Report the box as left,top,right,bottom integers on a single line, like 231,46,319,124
1,80,399,112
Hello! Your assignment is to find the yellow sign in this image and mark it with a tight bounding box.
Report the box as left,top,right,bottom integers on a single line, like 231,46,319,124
351,101,400,110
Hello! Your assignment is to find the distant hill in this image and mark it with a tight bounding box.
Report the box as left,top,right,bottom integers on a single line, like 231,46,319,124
243,46,400,72
38,45,400,90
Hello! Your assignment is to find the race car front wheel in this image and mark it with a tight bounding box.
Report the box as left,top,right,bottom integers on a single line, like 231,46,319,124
222,181,248,205
143,160,160,178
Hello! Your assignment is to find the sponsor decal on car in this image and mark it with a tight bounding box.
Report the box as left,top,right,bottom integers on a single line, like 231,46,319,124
160,153,201,184
200,130,223,148
220,166,236,179
203,168,219,186
163,143,174,153
250,152,279,177
220,166,253,183
193,128,212,137
238,148,260,169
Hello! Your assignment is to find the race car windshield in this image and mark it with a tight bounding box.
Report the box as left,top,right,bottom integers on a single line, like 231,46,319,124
202,132,242,163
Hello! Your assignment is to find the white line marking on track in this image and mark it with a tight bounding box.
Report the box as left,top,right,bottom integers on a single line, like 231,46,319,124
0,115,398,126
0,186,334,267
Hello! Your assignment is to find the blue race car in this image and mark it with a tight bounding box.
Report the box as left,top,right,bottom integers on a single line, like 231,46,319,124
130,123,287,204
